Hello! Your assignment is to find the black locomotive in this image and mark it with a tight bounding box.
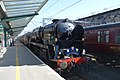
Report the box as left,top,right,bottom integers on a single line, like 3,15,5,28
20,18,88,74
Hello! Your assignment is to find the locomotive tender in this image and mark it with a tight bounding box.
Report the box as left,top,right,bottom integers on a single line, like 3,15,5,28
20,18,88,74
84,22,120,64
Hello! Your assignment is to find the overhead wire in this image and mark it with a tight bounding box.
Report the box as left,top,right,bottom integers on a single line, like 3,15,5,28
32,0,60,27
31,21,37,26
50,0,82,18
46,0,82,23
39,0,60,15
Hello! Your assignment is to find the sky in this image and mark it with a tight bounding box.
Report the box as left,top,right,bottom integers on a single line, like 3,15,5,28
19,0,120,36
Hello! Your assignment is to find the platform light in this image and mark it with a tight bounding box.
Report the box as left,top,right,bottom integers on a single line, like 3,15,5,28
9,22,11,26
10,25,13,28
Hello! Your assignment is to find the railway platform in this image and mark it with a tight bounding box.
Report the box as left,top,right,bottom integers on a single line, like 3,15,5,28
0,41,65,80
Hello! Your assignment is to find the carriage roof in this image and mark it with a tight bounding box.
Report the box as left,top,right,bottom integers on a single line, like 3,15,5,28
84,22,120,30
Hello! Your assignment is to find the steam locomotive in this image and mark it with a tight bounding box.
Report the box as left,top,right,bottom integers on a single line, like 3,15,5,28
20,18,88,74
84,22,120,65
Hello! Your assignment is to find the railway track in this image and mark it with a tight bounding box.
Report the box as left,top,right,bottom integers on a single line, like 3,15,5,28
66,75,88,80
64,72,89,80
64,60,120,80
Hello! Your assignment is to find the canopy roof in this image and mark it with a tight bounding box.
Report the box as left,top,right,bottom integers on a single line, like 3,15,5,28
0,0,48,36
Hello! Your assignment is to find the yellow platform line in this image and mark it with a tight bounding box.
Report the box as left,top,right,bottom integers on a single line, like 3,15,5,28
16,45,20,80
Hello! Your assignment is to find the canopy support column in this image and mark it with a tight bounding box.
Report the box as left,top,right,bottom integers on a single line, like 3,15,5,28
3,27,7,47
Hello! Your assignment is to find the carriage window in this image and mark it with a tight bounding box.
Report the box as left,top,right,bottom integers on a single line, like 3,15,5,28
98,30,109,43
115,30,120,44
106,31,109,43
98,31,100,42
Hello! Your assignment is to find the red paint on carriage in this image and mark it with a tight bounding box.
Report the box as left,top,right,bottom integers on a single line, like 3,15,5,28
84,22,120,64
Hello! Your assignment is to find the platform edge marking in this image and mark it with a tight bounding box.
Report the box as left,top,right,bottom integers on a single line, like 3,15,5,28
16,45,21,80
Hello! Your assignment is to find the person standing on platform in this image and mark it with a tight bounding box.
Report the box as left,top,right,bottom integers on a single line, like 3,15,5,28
12,38,14,46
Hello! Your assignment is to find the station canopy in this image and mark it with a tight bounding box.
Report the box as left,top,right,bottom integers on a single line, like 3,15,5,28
0,0,48,36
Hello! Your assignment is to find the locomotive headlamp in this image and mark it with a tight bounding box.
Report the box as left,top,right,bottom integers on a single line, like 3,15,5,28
82,38,85,41
59,52,61,55
82,49,86,55
67,49,69,52
71,46,74,50
76,48,79,52
60,62,67,69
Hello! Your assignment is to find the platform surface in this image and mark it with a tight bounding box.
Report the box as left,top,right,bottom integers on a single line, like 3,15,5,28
0,41,64,80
